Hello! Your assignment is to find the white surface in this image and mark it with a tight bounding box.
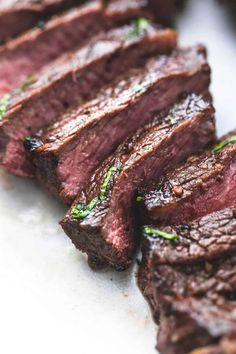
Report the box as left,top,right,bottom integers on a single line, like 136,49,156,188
0,1,235,354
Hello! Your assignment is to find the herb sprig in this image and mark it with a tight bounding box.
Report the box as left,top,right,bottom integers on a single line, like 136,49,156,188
0,75,36,120
72,164,122,220
128,18,151,38
136,196,143,202
0,93,11,121
143,226,179,241
211,135,236,153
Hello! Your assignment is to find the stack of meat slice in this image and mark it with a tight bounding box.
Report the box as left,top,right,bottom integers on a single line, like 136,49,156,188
138,207,236,354
138,132,236,353
0,0,151,94
0,0,173,95
139,130,236,224
0,0,86,43
60,93,215,270
28,45,211,203
0,22,177,176
2,2,235,353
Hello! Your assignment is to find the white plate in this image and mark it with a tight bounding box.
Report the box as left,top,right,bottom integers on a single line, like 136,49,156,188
0,1,235,353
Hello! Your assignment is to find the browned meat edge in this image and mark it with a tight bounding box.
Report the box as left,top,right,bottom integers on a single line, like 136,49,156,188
0,0,85,43
0,0,156,95
0,23,176,176
140,130,236,225
138,206,236,354
60,94,215,271
30,46,211,205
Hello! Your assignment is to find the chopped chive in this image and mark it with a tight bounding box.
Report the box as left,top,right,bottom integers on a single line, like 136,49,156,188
0,93,11,120
136,196,143,202
128,17,151,38
135,17,150,32
71,197,99,220
72,164,122,220
0,75,36,120
99,164,122,200
18,75,36,92
211,135,236,153
143,226,179,241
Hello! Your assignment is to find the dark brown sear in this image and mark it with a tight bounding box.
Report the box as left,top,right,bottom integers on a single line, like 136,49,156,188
0,0,86,43
30,46,211,205
0,23,177,177
0,0,160,95
138,206,236,354
61,94,215,271
140,130,236,226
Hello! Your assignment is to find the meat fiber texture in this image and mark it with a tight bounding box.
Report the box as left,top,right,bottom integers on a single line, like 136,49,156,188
0,0,85,43
0,0,156,95
0,23,176,177
30,45,211,206
138,206,236,354
140,130,236,225
61,93,215,271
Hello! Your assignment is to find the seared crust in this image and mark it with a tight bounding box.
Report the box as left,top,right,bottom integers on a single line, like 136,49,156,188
142,130,236,225
0,0,85,43
61,94,215,270
32,46,211,204
138,206,236,354
147,208,236,266
0,24,177,176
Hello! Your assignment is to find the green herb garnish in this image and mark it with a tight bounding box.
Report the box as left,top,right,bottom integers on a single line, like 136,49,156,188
71,197,99,220
14,75,36,94
128,17,151,37
72,164,122,220
143,226,179,241
0,75,36,120
211,135,236,153
100,165,121,199
136,196,143,202
0,93,11,120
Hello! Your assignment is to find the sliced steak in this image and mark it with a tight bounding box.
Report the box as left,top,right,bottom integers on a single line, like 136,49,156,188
139,206,236,354
0,1,103,95
61,94,215,270
140,130,236,225
0,0,156,95
0,23,176,177
30,46,211,205
0,0,85,43
138,207,236,313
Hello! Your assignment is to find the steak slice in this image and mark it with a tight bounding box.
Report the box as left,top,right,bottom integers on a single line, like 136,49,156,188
0,0,85,43
30,46,211,205
0,1,103,95
140,130,236,226
0,0,156,95
138,206,236,354
61,94,215,270
0,23,176,177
